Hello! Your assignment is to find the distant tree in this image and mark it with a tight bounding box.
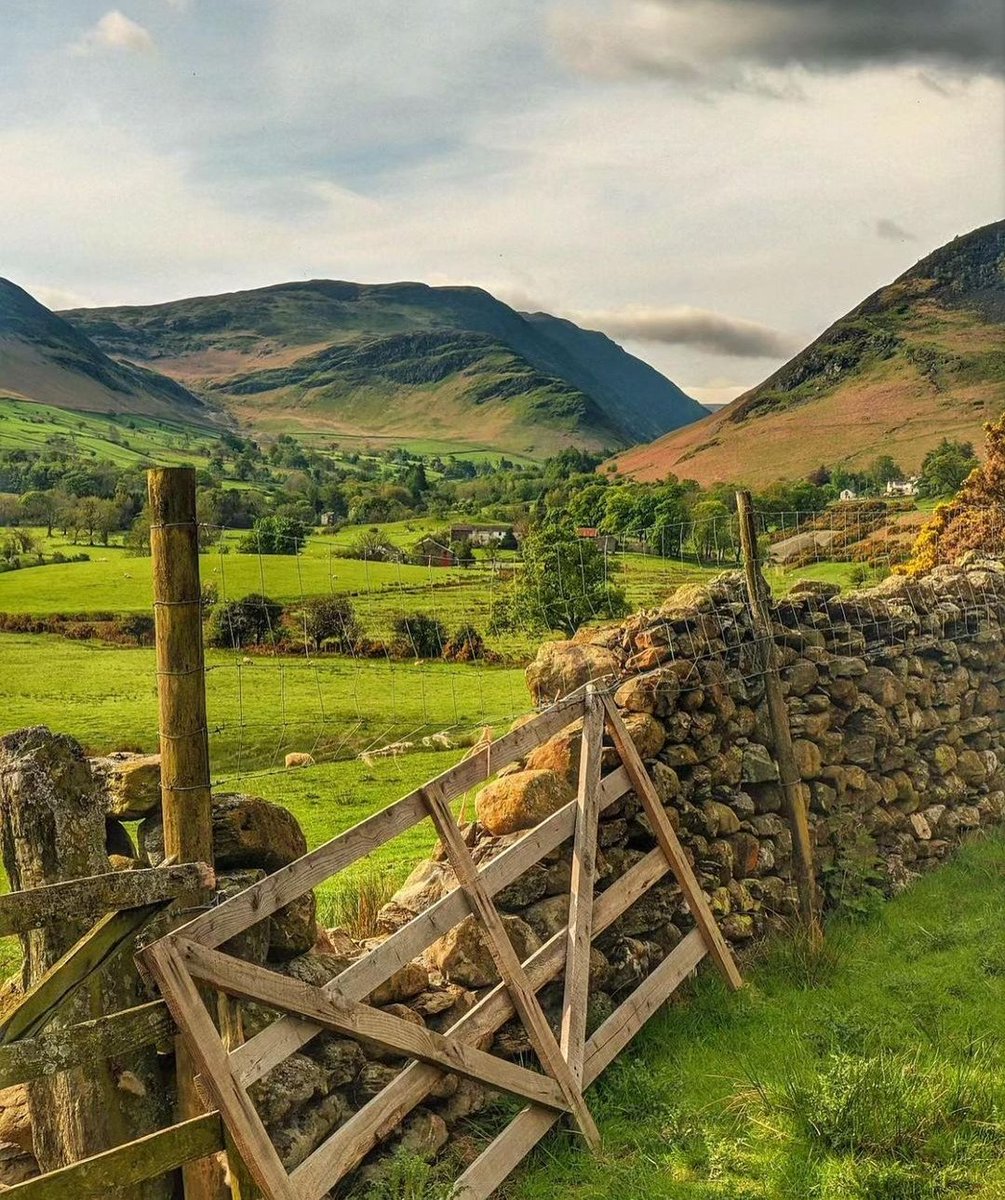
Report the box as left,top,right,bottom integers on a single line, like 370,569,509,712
650,491,691,558
867,455,904,490
240,515,309,555
391,612,447,658
20,490,58,537
906,415,1005,573
806,465,831,487
917,439,977,498
491,522,628,638
404,463,429,499
450,536,473,566
690,499,733,562
302,596,361,653
343,529,402,562
206,594,284,648
498,529,519,551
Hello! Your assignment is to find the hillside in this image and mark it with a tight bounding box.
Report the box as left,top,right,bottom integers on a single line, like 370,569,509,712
0,278,214,428
612,220,1005,485
61,280,705,457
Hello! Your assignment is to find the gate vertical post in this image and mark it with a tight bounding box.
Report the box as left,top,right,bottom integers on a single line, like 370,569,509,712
148,466,224,1200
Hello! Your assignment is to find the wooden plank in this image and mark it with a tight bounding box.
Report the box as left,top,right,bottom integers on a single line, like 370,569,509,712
451,1105,552,1200
0,1000,173,1088
602,697,743,991
420,781,601,1151
177,941,568,1115
230,762,632,1090
1,1113,223,1199
142,940,297,1200
174,699,587,953
559,687,603,1084
582,929,706,1082
218,993,263,1200
451,929,707,1200
736,489,822,941
290,842,673,1198
0,864,214,938
0,903,166,1044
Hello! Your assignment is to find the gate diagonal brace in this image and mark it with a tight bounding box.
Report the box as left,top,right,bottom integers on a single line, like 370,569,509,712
420,780,602,1151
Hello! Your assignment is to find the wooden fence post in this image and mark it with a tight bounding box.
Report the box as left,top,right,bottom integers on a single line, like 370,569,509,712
735,490,822,943
148,467,226,1200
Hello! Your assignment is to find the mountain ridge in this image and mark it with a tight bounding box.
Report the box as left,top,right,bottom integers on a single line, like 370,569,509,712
611,220,1005,486
59,279,704,456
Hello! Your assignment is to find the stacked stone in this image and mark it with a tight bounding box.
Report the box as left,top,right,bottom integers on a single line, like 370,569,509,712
376,562,1005,1083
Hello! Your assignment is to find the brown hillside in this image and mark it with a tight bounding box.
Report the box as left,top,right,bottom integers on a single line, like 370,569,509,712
612,221,1005,486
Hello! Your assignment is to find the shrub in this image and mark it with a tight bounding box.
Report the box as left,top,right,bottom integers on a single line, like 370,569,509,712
391,612,447,659
318,868,398,941
205,594,284,649
443,624,485,662
302,596,362,653
118,613,156,646
341,530,402,563
239,515,309,555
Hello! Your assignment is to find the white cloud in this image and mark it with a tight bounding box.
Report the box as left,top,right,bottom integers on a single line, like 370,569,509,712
72,11,155,56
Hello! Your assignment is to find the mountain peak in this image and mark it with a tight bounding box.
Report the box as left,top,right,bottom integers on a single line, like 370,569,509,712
610,220,1005,486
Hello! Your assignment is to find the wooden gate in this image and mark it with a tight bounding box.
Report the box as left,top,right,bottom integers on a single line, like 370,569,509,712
0,861,224,1198
143,689,742,1200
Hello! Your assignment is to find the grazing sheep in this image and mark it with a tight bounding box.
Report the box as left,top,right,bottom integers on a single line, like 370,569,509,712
284,751,315,769
359,740,414,767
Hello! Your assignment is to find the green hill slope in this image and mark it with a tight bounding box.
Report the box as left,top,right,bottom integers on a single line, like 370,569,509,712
61,280,703,457
0,278,214,428
613,220,1005,485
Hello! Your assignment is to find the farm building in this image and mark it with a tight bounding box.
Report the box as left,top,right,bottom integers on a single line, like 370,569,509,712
448,523,515,547
576,527,619,553
885,478,919,497
414,537,455,566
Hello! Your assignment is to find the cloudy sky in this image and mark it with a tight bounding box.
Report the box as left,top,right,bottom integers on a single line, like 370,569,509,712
2,1,1002,404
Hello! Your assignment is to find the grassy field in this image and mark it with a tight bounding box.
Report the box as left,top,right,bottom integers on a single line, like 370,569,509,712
0,631,522,949
0,634,527,767
0,397,218,465
500,831,1005,1200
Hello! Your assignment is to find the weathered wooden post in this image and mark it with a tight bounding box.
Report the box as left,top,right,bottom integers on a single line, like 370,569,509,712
148,467,225,1200
735,490,822,943
148,467,214,888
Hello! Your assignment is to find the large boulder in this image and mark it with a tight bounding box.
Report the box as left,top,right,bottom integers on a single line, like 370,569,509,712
525,641,620,705
268,891,318,961
427,914,541,988
475,770,574,836
139,792,307,873
90,753,162,819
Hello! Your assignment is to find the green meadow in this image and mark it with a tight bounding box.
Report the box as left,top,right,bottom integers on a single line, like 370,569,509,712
0,396,219,465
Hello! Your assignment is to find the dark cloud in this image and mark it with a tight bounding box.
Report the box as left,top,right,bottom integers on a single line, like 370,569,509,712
553,0,1004,84
876,217,917,241
574,306,800,358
